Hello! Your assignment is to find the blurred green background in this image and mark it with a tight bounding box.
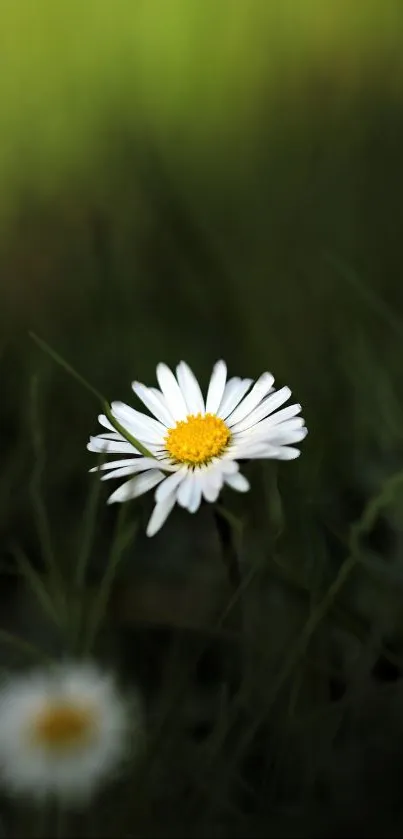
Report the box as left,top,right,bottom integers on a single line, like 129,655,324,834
1,1,403,835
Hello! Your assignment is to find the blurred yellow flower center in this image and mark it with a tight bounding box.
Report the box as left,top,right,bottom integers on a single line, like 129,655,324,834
31,702,96,752
165,413,231,465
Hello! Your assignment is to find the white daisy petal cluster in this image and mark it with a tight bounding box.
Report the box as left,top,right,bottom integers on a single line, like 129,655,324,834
88,360,307,537
0,663,133,802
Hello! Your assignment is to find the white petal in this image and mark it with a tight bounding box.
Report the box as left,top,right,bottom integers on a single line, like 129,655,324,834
101,458,167,481
236,417,305,442
230,392,299,433
107,470,165,504
230,440,274,458
269,445,302,460
111,401,166,443
243,415,306,441
154,466,187,503
90,457,142,473
177,471,196,510
156,363,188,421
149,387,177,416
176,470,203,513
205,360,227,414
270,417,305,432
220,459,239,475
176,361,205,415
254,402,302,428
132,382,174,427
98,414,116,432
188,478,202,513
207,466,225,489
226,373,277,426
93,432,124,441
146,493,177,537
235,443,302,461
217,377,253,419
199,467,224,502
264,426,308,446
225,472,250,493
88,438,137,455
102,465,145,481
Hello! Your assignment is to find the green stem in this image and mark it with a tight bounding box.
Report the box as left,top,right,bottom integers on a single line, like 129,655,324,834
69,464,104,654
84,506,138,655
29,332,155,458
214,507,242,595
214,506,244,696
29,374,66,618
103,402,153,458
323,251,403,339
75,461,104,592
11,543,62,628
29,332,106,403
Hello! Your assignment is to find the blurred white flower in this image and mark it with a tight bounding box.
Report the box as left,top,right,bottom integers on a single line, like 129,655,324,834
88,360,307,536
0,662,133,802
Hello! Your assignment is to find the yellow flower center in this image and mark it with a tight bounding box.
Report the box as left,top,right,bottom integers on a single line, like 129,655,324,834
165,413,231,465
30,701,97,753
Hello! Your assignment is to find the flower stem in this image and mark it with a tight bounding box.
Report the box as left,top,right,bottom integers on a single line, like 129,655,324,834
29,332,154,458
213,506,243,695
29,375,66,620
103,402,153,458
83,506,138,655
214,507,242,593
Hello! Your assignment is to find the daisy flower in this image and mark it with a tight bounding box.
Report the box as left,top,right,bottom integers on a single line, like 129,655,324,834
88,360,307,537
0,662,135,802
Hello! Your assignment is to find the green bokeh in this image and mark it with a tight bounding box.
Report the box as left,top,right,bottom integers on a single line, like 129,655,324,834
0,0,402,217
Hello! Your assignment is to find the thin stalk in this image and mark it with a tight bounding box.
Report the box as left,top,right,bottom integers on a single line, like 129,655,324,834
323,252,403,339
29,375,66,618
75,456,104,590
103,403,153,458
11,543,61,628
29,332,154,458
214,506,244,695
214,507,242,593
69,466,104,654
84,506,138,655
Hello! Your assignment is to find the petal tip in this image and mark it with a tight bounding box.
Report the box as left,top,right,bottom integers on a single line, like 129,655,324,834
110,399,125,411
156,361,170,376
